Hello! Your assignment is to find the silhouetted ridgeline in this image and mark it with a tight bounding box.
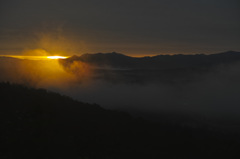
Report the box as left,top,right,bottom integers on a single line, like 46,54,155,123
61,51,240,69
59,51,240,83
0,82,239,159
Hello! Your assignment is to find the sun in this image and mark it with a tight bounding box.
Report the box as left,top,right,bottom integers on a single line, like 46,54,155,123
47,56,68,59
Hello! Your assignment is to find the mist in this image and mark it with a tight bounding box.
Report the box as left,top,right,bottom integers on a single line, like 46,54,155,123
57,62,240,119
1,54,240,123
0,57,76,88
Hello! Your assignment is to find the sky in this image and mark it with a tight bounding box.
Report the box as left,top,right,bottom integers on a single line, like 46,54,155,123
0,0,239,56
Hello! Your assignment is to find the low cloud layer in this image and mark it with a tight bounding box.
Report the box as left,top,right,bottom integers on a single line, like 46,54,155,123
1,55,240,122
57,62,240,116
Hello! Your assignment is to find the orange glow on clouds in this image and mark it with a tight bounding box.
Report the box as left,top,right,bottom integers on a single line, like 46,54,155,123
0,55,69,60
47,56,68,59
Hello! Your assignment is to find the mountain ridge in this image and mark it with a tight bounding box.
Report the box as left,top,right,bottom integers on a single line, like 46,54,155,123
62,51,240,70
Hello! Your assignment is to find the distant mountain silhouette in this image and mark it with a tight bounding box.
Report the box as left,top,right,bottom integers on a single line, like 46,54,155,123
59,51,240,84
62,51,240,69
1,82,239,158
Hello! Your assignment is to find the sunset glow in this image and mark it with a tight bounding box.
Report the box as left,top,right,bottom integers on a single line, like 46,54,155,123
47,56,68,59
0,55,69,60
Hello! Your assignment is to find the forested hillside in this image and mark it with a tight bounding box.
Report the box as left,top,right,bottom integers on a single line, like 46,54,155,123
0,82,239,159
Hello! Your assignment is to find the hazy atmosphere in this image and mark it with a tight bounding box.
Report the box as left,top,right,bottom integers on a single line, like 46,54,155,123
1,52,240,121
1,0,240,158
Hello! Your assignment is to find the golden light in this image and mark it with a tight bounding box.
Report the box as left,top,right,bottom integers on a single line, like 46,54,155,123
0,55,69,60
47,56,68,59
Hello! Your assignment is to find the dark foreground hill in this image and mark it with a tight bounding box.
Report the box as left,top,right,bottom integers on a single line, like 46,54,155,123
0,82,239,159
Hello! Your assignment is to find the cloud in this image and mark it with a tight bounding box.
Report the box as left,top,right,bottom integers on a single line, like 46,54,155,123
0,57,76,88
0,55,240,122
56,57,240,120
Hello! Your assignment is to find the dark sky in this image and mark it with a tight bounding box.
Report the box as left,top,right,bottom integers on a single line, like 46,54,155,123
0,0,239,56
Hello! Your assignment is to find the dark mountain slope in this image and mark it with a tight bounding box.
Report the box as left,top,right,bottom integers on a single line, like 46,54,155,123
0,82,239,159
